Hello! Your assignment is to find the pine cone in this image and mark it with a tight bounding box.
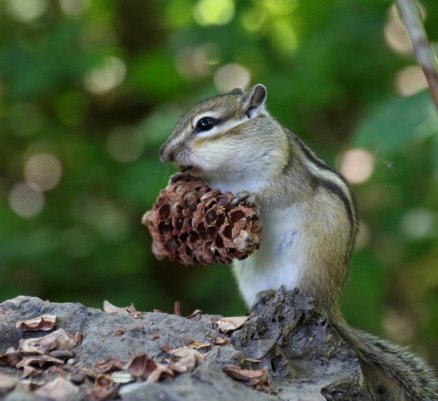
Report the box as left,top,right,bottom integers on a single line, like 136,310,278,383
142,173,262,266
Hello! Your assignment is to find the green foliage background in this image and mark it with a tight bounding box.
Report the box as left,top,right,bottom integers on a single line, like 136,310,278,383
0,0,437,367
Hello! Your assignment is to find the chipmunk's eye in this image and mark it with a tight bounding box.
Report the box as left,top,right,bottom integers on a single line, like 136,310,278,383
195,117,216,133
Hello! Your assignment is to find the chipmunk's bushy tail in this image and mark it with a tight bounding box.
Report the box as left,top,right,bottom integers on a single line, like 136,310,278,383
334,319,438,401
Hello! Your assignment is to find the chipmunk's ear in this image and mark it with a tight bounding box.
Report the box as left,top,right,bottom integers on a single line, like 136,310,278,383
244,84,267,118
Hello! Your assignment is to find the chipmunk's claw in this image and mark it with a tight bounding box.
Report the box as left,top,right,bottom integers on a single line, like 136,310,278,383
231,191,257,208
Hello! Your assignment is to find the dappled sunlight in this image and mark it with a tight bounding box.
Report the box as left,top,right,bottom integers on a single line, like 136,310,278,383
84,56,126,95
9,182,45,218
395,65,428,96
193,0,235,26
339,149,375,184
213,63,251,92
24,152,63,191
5,0,48,23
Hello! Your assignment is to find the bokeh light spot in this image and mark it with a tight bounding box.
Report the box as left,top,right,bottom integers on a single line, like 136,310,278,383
395,66,428,96
384,5,412,55
24,153,63,191
269,19,298,55
339,149,375,184
84,56,126,95
59,0,90,17
194,0,235,26
5,0,48,23
401,208,436,239
9,183,45,218
213,63,251,93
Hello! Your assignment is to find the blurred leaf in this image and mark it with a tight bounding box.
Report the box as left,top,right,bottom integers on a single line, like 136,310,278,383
353,91,438,156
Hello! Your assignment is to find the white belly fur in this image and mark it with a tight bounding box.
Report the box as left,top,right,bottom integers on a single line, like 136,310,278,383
233,206,306,308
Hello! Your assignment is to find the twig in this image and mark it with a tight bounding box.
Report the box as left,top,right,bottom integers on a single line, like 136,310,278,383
396,0,438,111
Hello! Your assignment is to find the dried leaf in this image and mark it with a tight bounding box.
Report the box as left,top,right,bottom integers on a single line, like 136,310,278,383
16,314,57,331
74,331,83,345
0,347,22,367
186,309,202,319
0,372,18,393
168,346,205,373
95,374,113,388
16,355,64,369
223,365,269,386
126,354,157,379
95,358,125,373
146,363,174,383
34,377,79,401
87,385,118,401
173,301,181,316
103,300,126,314
19,328,76,354
110,371,134,384
113,328,125,336
216,316,249,333
214,337,230,345
187,341,211,350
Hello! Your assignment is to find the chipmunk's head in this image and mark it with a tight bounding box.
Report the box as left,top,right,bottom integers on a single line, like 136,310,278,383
159,84,287,188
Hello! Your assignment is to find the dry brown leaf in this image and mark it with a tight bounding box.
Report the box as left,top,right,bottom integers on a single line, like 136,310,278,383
19,328,76,354
113,328,125,336
0,347,22,367
173,301,181,316
213,337,230,345
146,363,174,383
34,377,79,401
110,371,134,384
95,358,125,373
95,374,113,388
16,314,57,332
88,385,118,401
102,300,125,314
126,354,157,379
187,340,211,350
16,355,64,369
0,372,18,393
223,365,268,382
186,309,202,319
216,316,249,333
74,331,83,345
168,346,205,373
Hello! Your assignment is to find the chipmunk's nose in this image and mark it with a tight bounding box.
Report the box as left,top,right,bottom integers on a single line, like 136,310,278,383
159,145,175,163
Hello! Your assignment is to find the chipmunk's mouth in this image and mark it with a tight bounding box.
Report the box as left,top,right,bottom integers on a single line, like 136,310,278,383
179,165,193,172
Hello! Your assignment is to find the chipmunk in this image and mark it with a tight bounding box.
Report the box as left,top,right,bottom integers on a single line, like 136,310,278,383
159,84,438,400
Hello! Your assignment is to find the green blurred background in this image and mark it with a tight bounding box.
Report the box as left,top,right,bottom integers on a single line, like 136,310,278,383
0,0,437,367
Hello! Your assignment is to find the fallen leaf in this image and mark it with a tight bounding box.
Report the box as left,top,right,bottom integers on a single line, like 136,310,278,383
146,363,174,383
186,309,202,319
19,328,76,354
0,347,22,367
174,301,181,316
48,350,75,360
0,372,18,393
126,354,157,379
214,337,230,345
95,374,113,388
113,328,125,336
95,358,125,373
245,357,261,363
168,346,205,373
223,365,271,392
16,355,64,369
103,300,125,314
74,331,83,345
34,377,79,401
216,316,249,333
110,371,134,384
88,385,118,401
187,341,211,350
16,314,57,331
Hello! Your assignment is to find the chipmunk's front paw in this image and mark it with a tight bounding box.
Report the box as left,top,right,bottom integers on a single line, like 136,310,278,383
231,191,257,208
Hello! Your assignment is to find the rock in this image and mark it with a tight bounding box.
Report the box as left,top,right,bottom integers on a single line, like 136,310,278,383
0,288,371,401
